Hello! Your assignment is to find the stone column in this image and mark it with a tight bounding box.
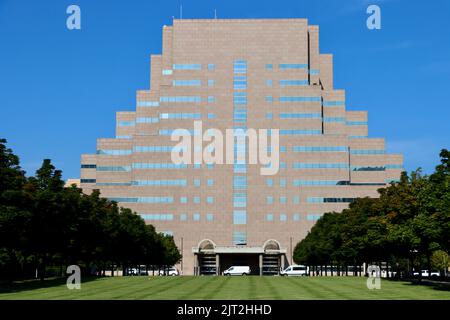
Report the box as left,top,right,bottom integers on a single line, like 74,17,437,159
216,254,220,276
259,254,263,276
194,254,198,276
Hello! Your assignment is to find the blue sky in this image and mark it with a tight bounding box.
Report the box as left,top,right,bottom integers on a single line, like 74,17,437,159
0,0,449,179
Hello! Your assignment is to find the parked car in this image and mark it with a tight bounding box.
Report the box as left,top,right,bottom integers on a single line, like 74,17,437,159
159,267,179,276
223,266,251,276
280,265,309,276
413,270,440,277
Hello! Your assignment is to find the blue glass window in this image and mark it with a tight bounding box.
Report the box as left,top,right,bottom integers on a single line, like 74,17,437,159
233,210,247,225
279,63,308,69
279,79,308,86
266,214,274,221
172,80,202,86
233,232,247,245
173,64,202,70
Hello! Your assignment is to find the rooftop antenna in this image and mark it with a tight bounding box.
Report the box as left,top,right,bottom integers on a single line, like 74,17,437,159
180,4,183,19
214,9,217,19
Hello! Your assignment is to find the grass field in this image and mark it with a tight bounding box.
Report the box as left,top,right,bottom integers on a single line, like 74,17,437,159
1,276,449,300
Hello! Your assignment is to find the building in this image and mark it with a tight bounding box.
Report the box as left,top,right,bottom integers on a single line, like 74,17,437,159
80,18,403,275
65,178,81,188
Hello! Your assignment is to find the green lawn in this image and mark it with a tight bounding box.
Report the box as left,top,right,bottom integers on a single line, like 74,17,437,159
1,276,449,300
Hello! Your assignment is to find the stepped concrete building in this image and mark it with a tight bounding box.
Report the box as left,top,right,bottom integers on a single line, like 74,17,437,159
80,19,403,275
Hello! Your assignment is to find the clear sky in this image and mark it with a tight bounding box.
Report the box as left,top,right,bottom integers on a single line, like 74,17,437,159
0,0,449,179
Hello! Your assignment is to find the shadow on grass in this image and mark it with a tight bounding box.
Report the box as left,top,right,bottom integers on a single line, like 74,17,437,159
385,278,450,292
0,276,100,294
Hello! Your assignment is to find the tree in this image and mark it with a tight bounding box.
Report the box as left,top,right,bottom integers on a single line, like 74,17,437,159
431,250,449,276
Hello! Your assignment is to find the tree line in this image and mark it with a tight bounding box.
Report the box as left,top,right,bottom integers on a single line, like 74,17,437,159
0,139,181,281
294,150,450,277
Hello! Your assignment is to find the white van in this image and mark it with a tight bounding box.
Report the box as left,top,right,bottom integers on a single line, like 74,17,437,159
223,266,251,276
280,265,309,276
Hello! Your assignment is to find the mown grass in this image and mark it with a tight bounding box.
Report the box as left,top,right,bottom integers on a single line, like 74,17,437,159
1,276,449,300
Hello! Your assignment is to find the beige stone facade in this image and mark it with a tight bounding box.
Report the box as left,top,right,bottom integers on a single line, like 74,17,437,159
80,19,403,275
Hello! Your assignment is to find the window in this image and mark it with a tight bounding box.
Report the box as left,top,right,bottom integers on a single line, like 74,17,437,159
206,213,214,221
323,101,345,107
279,79,308,86
81,179,96,183
386,164,403,169
96,182,131,186
265,96,273,102
132,163,187,169
136,117,159,123
233,194,247,207
280,130,321,135
266,79,273,87
266,196,274,204
97,149,132,156
233,210,247,224
307,197,356,203
180,197,188,204
208,79,215,87
208,96,216,103
265,64,273,70
265,113,273,120
137,197,174,203
279,113,321,119
160,96,202,103
159,113,201,120
346,121,368,126
350,149,385,155
279,63,308,69
280,196,287,204
207,196,214,204
307,214,322,221
293,196,300,204
81,164,96,169
172,80,201,86
137,101,159,107
233,60,247,74
280,179,286,187
173,64,202,70
162,69,173,75
324,117,345,123
118,120,135,126
280,214,287,221
207,179,214,186
180,214,187,221
194,179,201,187
292,146,347,152
208,64,215,70
266,179,273,187
131,179,187,186
266,214,274,221
97,166,131,172
293,180,345,186
279,96,321,102
233,232,247,245
351,166,385,171
207,113,216,119
293,163,349,169
293,214,300,221
233,92,247,105
233,176,247,189
194,196,201,204
140,214,174,221
193,213,200,221
310,69,320,75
